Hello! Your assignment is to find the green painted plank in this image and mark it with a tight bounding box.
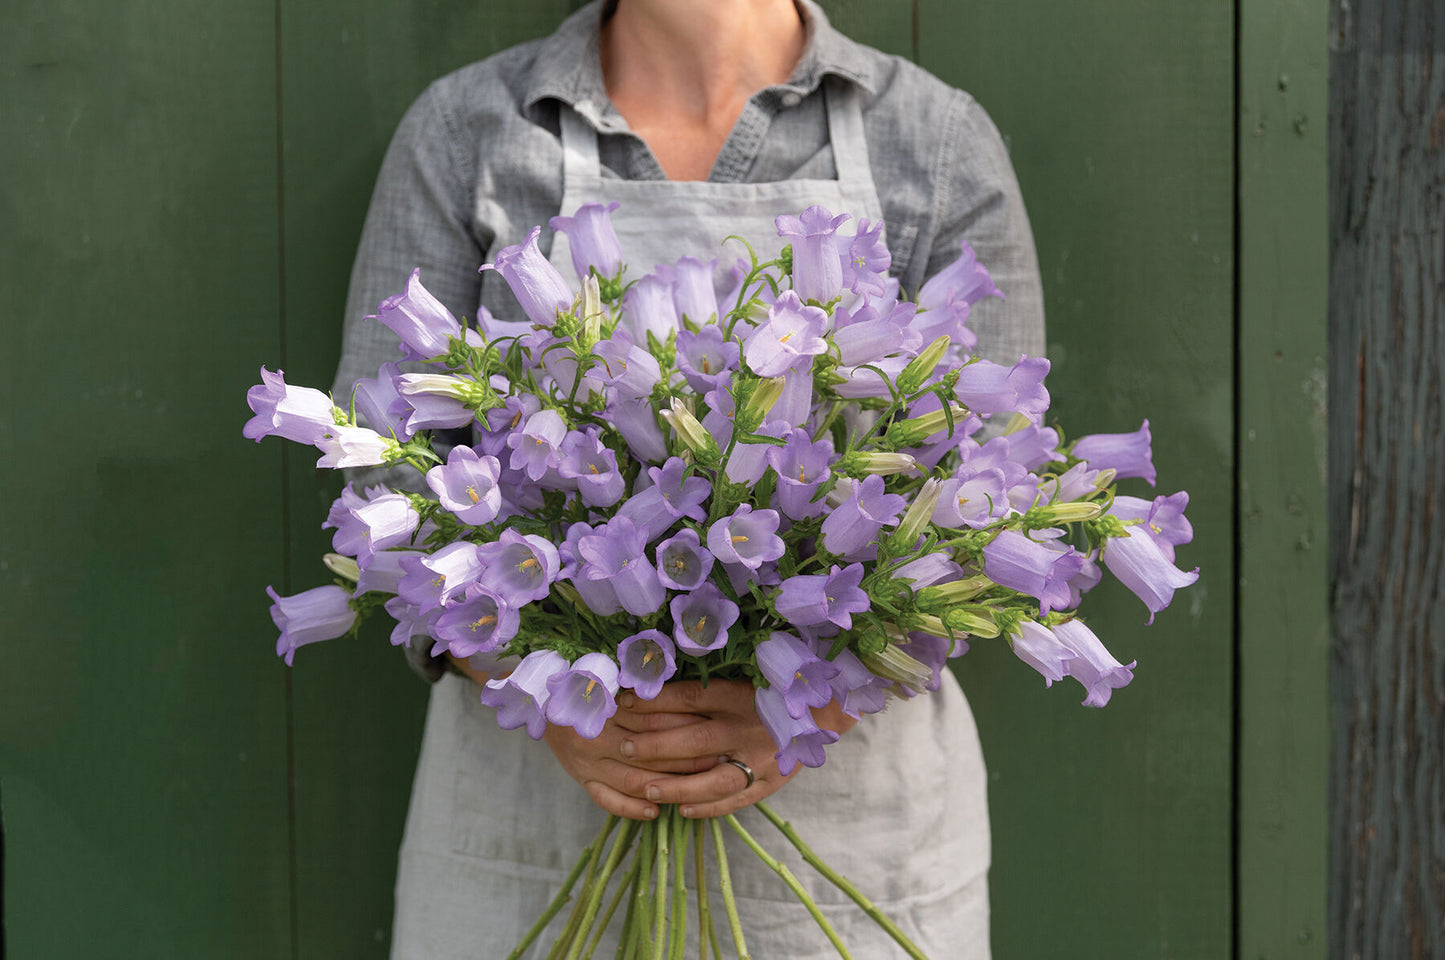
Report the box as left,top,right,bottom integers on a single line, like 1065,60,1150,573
820,0,917,61
1237,1,1331,957
918,2,1235,957
275,3,576,955
0,0,291,956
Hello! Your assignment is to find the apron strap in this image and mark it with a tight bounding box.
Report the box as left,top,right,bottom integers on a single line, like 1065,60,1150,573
823,78,874,190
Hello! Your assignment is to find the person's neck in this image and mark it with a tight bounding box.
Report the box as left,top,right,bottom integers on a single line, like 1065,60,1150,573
599,0,806,179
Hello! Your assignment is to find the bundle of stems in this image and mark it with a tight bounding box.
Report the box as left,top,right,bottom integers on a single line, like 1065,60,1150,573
504,803,929,960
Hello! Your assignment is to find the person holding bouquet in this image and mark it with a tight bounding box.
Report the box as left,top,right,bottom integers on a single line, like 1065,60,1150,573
332,1,1046,956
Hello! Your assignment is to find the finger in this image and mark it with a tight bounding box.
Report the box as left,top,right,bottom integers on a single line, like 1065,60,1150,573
611,708,707,734
579,778,661,822
638,762,752,807
621,718,730,763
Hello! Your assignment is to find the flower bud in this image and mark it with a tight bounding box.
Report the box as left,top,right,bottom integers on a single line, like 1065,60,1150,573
885,405,968,449
859,642,933,689
662,397,723,466
885,478,943,553
895,335,951,394
734,376,786,434
577,275,604,350
833,450,919,477
915,575,993,610
1029,500,1105,524
323,553,361,583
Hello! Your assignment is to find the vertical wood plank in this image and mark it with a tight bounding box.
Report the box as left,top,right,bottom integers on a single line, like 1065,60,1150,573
276,2,576,955
1237,1,1332,957
917,2,1236,957
0,0,292,955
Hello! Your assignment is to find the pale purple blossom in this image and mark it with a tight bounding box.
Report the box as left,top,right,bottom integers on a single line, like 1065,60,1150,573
1053,619,1135,707
754,685,838,775
350,362,413,441
676,326,740,393
315,424,394,469
268,584,356,665
707,504,785,570
372,268,463,360
617,630,677,700
1072,420,1155,485
592,337,662,402
481,225,574,326
670,583,740,655
954,356,1051,420
1103,492,1199,622
982,530,1086,616
775,206,850,303
433,583,519,657
665,256,719,324
506,408,566,481
654,528,714,591
478,650,569,739
820,474,905,558
767,427,833,520
347,493,421,563
840,218,890,297
620,272,678,342
774,564,870,630
744,291,830,377
578,517,666,615
549,201,623,281
477,529,560,604
557,427,626,508
426,446,503,525
917,239,1003,313
756,632,841,719
244,367,337,445
545,653,622,740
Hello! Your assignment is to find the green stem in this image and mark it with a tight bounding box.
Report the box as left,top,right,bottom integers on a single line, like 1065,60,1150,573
754,802,928,960
694,820,716,960
723,814,853,960
584,853,641,960
563,819,641,960
651,808,671,960
506,823,603,960
612,843,644,960
633,821,655,953
668,808,688,960
709,818,751,960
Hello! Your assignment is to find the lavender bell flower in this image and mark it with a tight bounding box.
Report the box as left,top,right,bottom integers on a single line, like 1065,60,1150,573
1002,423,1065,471
775,206,850,303
722,419,789,485
348,493,421,563
918,239,1003,313
244,367,337,445
676,326,740,394
1103,492,1199,622
654,527,714,591
617,630,677,700
774,564,870,631
825,647,889,718
603,398,670,465
481,225,574,327
506,408,566,481
932,468,1009,529
1071,419,1156,485
557,427,626,508
831,299,921,366
1052,618,1136,707
820,474,906,559
982,529,1086,616
707,504,786,571
669,583,740,655
478,649,569,740
559,522,623,615
315,424,396,469
1008,619,1074,686
549,201,623,281
615,457,711,535
744,291,830,378
578,517,666,615
351,362,413,442
620,272,678,343
323,483,374,558
372,268,463,360
409,540,486,607
433,583,520,658
665,256,720,325
477,528,561,604
839,217,890,298
268,584,357,665
768,427,833,520
954,356,1052,421
754,685,838,775
426,445,503,525
545,652,622,740
756,632,842,719
592,337,662,402
354,548,419,597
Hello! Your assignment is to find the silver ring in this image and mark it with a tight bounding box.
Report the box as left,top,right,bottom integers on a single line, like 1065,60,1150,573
722,757,755,790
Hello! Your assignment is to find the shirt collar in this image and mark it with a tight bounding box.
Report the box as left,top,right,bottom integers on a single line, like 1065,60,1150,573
521,0,876,123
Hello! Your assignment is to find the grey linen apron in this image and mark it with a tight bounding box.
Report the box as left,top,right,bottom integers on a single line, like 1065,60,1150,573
390,83,991,960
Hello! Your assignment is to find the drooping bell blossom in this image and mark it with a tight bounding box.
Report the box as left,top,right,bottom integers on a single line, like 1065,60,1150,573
1008,619,1074,686
754,685,838,775
555,427,625,507
315,424,396,469
617,630,677,700
244,367,338,445
831,299,921,366
432,583,520,658
591,336,661,402
954,356,1051,420
558,522,622,616
932,468,1009,529
372,268,463,360
775,206,850,303
707,504,786,571
354,548,419,597
506,408,566,481
676,326,740,394
578,517,666,615
654,527,714,591
744,291,830,377
840,217,890,297
478,649,569,740
756,632,841,719
669,583,740,655
545,653,622,740
1102,493,1199,622
888,552,965,589
475,394,540,458
825,647,889,718
1001,423,1066,471
601,397,669,464
402,540,485,607
1113,492,1194,559
767,427,834,520
480,225,574,326
350,362,413,441
394,388,475,433
665,256,720,325
918,239,1003,313
477,528,560,604
323,483,373,557
774,564,870,630
614,457,711,534
820,474,906,558
890,632,953,695
549,201,623,281
619,271,678,343
383,594,441,649
1052,618,1136,707
268,584,356,665
982,529,1086,616
1042,461,1109,504
426,445,503,525
347,493,421,563
1071,419,1155,485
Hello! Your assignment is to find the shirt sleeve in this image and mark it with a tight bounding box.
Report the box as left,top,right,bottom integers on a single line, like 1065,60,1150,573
923,91,1047,367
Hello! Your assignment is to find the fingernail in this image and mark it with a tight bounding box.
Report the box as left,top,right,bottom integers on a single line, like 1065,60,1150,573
618,692,635,708
620,739,635,758
644,806,657,820
680,806,695,819
646,786,661,801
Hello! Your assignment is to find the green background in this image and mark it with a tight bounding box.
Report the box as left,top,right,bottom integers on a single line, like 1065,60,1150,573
0,1,1327,957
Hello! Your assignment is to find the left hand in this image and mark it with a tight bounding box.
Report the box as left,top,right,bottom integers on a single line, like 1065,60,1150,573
614,678,857,819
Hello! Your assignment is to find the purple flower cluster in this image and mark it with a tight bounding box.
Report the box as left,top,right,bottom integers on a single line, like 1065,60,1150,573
250,200,1200,775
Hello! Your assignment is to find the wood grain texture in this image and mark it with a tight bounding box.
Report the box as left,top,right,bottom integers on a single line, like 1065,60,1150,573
1329,2,1445,958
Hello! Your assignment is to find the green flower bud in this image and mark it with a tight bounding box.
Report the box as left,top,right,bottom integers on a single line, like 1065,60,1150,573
896,335,951,394
859,642,933,690
1028,500,1105,524
885,405,967,448
323,553,361,583
885,478,943,553
914,575,993,610
662,397,723,466
733,376,785,434
833,450,920,478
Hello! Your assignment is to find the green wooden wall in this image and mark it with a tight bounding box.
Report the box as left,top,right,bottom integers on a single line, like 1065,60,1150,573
0,1,1327,957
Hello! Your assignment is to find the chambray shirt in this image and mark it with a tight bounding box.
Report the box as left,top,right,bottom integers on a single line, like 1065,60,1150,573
335,0,1045,405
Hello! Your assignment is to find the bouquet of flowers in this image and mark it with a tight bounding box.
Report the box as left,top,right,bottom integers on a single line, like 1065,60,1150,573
245,203,1198,959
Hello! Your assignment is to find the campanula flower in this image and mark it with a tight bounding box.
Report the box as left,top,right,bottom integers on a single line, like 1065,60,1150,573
350,362,413,441
268,584,356,665
477,529,560,604
545,653,622,740
1103,493,1199,622
820,474,905,558
244,367,338,445
426,445,503,525
1052,618,1135,707
481,225,574,327
707,504,785,571
315,425,397,469
478,650,569,740
615,457,710,534
1072,419,1155,485
664,256,720,325
558,522,623,616
676,326,740,394
840,217,890,297
754,685,838,775
767,427,833,520
557,427,626,508
982,529,1086,616
774,206,850,303
917,239,1003,313
774,564,869,630
669,583,739,655
619,272,677,342
617,630,677,700
654,528,714,591
372,268,462,360
433,583,519,658
756,632,841,718
744,291,829,378
506,408,566,482
549,201,623,282
1007,620,1073,685
954,356,1051,421
578,517,665,615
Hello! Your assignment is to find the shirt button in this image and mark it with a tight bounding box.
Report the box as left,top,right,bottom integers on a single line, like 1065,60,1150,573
780,91,802,108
